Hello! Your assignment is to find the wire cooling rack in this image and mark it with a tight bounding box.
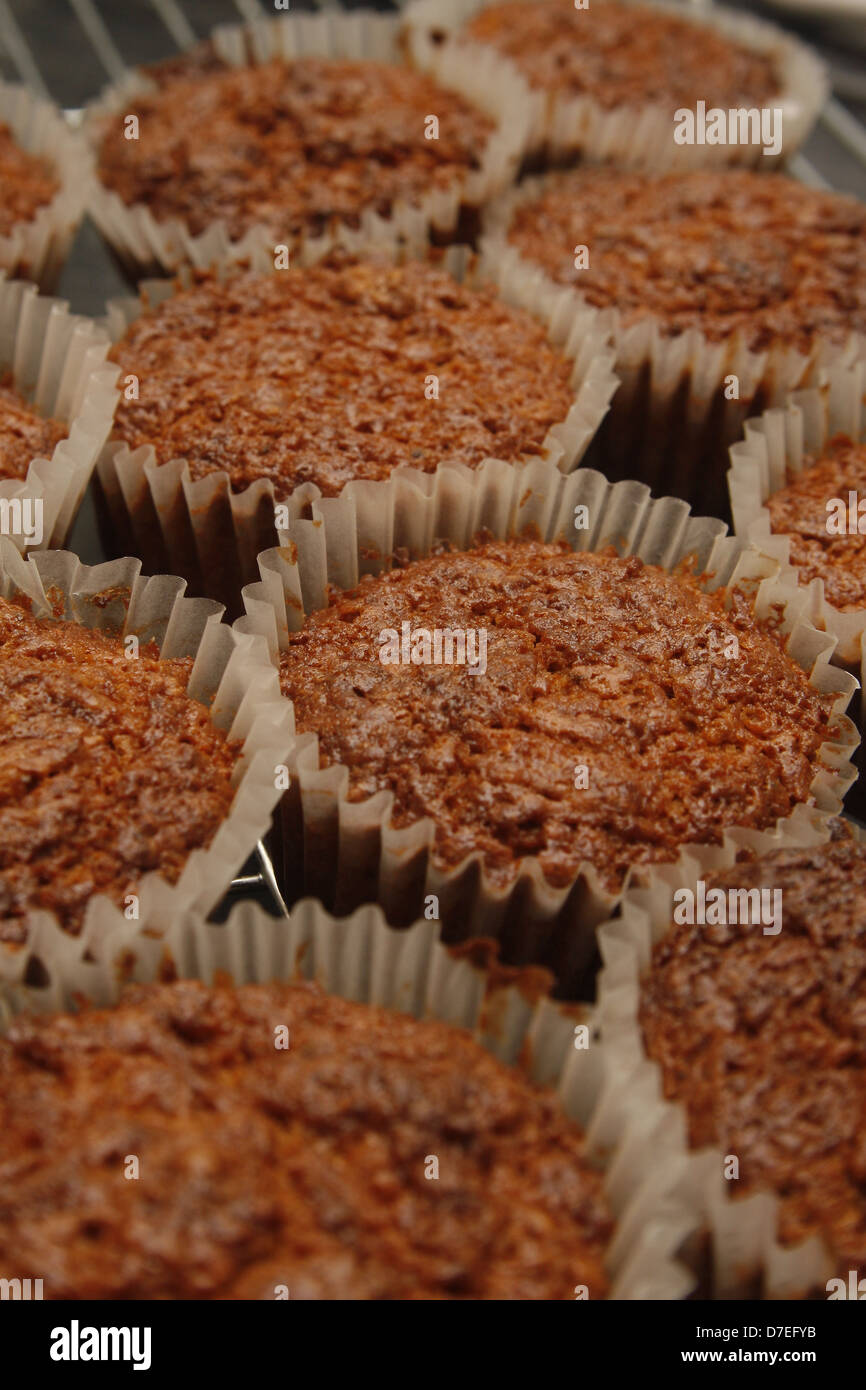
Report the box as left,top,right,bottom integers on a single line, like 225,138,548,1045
2,0,864,911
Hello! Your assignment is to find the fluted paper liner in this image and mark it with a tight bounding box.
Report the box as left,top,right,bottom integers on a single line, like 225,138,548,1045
0,543,294,950
237,456,859,996
480,178,866,519
0,274,119,552
0,81,90,290
574,811,863,1299
84,10,533,281
729,359,866,723
94,241,618,613
0,894,697,1301
402,0,827,171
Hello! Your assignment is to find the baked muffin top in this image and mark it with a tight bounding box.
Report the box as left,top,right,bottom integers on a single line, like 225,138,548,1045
504,169,866,353
461,0,779,112
278,537,837,892
640,834,866,1278
95,51,494,241
767,436,866,611
108,261,576,498
0,375,66,482
0,977,612,1299
0,122,58,237
0,596,239,938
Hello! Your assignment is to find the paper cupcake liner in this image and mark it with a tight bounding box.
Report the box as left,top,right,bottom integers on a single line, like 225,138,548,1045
0,81,91,291
402,0,827,172
0,543,295,950
83,10,534,283
0,274,120,553
93,242,618,616
480,181,866,521
236,455,859,997
0,894,697,1301
577,810,863,1298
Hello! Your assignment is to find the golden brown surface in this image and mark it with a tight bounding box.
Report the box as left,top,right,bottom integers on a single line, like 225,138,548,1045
768,436,866,611
96,53,493,241
463,0,778,112
641,837,866,1278
506,169,866,352
278,537,837,892
0,596,239,937
0,374,67,482
0,122,57,237
108,262,576,498
0,978,613,1299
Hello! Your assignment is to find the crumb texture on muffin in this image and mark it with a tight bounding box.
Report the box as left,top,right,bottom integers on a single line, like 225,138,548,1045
0,978,612,1299
108,262,575,497
278,537,836,891
768,436,866,611
463,0,779,111
0,596,239,937
640,837,866,1276
0,375,67,482
0,122,58,237
506,170,866,352
96,55,493,241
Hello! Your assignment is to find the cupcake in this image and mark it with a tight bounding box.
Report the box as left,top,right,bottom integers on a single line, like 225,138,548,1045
0,897,695,1300
728,362,866,809
86,13,532,280
0,82,90,289
729,360,866,679
238,457,858,995
0,548,292,945
402,0,825,172
0,275,119,554
95,253,616,614
483,168,866,520
590,818,866,1297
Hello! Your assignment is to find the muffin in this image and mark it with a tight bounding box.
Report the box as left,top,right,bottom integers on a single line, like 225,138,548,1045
402,0,825,171
0,123,58,239
484,168,866,519
0,550,292,944
239,458,857,993
727,364,866,810
0,976,612,1298
0,375,66,481
96,256,616,614
0,276,119,554
765,437,866,614
730,362,866,664
0,897,696,1301
86,14,531,279
0,83,90,289
591,821,866,1296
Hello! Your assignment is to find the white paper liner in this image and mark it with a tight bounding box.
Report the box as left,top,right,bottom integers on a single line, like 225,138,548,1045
0,274,120,553
94,242,618,613
0,894,697,1301
235,455,859,996
402,0,827,171
83,10,534,281
729,359,866,705
0,81,91,290
480,177,866,518
0,543,295,951
574,811,865,1299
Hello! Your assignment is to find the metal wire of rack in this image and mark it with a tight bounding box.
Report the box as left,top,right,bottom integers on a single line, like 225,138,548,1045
1,0,864,912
